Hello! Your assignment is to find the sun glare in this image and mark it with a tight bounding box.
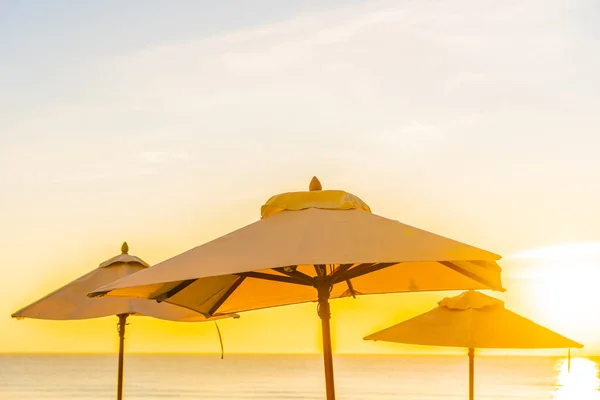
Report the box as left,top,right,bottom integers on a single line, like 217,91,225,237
508,243,600,337
532,261,599,329
553,358,600,400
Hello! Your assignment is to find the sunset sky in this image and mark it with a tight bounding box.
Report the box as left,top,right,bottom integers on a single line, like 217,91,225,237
2,0,600,355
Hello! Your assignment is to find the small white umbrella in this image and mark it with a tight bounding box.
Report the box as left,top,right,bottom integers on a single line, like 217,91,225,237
12,242,238,400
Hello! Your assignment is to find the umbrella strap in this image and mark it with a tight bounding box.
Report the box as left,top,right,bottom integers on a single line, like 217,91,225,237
316,283,332,319
117,314,128,337
214,321,224,360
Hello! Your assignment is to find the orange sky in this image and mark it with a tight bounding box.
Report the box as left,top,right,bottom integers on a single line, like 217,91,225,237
3,0,600,355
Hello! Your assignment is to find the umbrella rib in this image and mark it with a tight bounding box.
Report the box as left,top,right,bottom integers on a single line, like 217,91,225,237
236,271,313,286
314,264,326,277
332,262,398,283
272,267,314,284
345,280,357,298
331,264,354,279
208,276,246,315
439,261,503,291
152,279,197,302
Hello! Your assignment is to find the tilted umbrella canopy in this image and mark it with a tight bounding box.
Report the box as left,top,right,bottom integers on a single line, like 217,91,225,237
13,243,237,400
364,290,582,400
90,178,504,400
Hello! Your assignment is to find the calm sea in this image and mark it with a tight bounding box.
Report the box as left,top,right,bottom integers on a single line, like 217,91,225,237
1,354,598,400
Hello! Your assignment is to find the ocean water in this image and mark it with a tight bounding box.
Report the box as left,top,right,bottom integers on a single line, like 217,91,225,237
1,354,599,400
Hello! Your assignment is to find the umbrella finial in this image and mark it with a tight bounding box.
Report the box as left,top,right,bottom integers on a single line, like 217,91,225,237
121,242,129,254
309,176,322,191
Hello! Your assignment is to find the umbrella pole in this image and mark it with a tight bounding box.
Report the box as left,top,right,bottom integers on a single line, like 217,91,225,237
117,314,128,400
317,284,336,400
568,348,571,372
468,348,474,400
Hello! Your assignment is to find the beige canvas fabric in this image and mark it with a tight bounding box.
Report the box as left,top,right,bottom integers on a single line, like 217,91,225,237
12,244,234,321
90,183,503,317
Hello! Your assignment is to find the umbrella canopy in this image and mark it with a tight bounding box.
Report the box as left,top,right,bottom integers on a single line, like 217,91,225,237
363,290,582,349
12,242,232,322
12,243,237,400
90,178,504,400
364,290,582,400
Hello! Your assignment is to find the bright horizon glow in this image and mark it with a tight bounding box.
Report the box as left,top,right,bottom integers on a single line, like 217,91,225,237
507,242,600,261
500,243,600,356
553,357,600,400
4,241,598,355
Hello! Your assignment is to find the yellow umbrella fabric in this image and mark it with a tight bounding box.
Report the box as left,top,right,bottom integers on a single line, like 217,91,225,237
90,178,504,400
12,243,237,400
364,290,582,399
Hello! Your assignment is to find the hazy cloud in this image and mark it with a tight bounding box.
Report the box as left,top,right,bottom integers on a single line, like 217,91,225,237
139,151,188,164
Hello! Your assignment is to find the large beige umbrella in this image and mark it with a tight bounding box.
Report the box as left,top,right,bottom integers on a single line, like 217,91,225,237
90,178,504,400
364,290,582,400
12,242,237,400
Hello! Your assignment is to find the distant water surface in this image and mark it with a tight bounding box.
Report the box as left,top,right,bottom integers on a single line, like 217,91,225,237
1,354,599,400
